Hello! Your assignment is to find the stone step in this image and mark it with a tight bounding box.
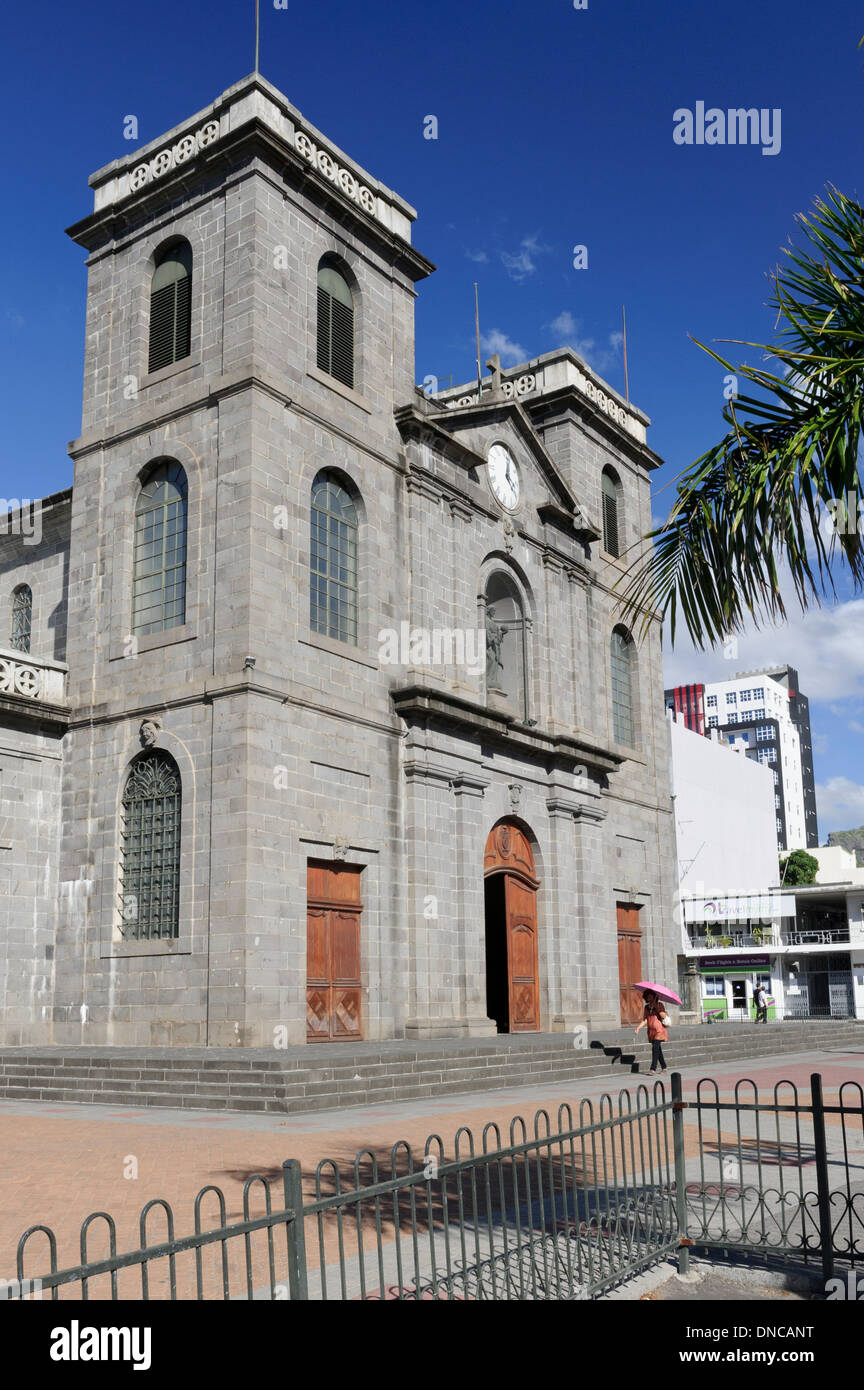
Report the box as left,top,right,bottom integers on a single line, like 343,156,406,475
0,1019,859,1115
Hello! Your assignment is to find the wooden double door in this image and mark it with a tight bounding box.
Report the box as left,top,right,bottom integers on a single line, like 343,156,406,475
306,863,363,1042
617,903,644,1025
484,824,540,1033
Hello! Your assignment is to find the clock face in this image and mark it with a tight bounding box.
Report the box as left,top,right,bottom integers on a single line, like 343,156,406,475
487,444,520,509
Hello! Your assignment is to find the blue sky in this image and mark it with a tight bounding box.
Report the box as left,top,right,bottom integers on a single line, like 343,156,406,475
2,0,863,836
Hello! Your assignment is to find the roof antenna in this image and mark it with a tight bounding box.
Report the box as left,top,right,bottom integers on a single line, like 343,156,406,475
622,304,630,402
254,0,260,74
474,282,482,400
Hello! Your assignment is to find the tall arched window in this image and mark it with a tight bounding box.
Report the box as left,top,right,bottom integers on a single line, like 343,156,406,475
485,572,529,720
149,241,192,373
132,461,188,637
310,471,359,644
120,752,181,940
610,627,635,746
11,584,32,653
317,262,354,388
601,467,622,558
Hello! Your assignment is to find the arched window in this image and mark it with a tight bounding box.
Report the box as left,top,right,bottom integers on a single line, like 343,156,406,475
601,467,622,558
149,241,192,373
132,461,188,637
10,584,32,653
120,752,181,940
485,572,529,720
310,471,358,644
610,627,635,746
317,262,354,388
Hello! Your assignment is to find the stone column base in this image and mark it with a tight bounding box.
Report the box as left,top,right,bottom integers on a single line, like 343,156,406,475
404,1016,498,1040
676,1011,702,1027
548,1013,590,1034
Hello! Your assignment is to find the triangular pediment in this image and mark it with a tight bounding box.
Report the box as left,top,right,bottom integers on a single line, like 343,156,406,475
395,397,600,541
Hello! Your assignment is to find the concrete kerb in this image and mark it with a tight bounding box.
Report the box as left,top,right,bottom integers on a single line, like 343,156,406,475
600,1253,830,1301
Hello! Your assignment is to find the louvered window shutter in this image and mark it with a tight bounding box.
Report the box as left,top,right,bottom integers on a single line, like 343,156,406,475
602,490,619,557
149,244,192,374
317,266,354,389
601,472,620,557
317,285,331,376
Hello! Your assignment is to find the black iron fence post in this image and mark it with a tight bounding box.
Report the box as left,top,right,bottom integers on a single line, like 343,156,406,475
810,1073,835,1286
671,1072,691,1276
282,1159,309,1300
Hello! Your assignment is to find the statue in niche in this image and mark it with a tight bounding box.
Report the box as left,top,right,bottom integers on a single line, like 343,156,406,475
485,607,506,690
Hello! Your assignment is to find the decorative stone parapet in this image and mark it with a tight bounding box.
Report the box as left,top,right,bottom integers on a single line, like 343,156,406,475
0,650,67,705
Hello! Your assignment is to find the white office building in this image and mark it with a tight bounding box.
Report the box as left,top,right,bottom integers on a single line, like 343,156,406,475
703,668,815,851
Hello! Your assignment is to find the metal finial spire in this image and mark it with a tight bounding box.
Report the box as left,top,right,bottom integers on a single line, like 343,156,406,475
254,0,260,73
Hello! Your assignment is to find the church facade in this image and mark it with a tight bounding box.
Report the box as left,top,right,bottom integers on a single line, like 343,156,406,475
0,74,677,1048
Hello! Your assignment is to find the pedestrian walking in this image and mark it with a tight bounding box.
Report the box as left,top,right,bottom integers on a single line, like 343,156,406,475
754,983,768,1024
634,989,670,1073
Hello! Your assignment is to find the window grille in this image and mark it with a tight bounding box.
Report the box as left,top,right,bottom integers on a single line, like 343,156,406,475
11,584,32,653
119,753,181,940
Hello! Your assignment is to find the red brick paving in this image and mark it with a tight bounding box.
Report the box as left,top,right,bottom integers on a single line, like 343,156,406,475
2,1049,861,1299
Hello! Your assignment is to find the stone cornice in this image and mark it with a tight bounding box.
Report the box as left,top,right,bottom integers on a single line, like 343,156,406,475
391,683,625,776
67,370,406,479
0,695,69,733
66,76,435,283
526,390,664,473
546,796,608,824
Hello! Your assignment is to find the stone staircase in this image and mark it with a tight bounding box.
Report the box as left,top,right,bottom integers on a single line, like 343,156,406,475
0,1019,860,1116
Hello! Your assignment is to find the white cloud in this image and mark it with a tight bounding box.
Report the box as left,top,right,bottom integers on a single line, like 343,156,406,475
662,593,864,705
465,248,488,263
546,312,622,373
501,235,550,281
550,311,577,338
815,776,864,834
480,329,526,365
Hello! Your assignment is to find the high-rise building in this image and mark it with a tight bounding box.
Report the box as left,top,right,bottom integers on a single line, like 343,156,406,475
665,681,705,735
667,666,818,852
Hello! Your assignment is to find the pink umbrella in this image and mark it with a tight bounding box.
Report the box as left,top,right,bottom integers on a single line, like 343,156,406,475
634,981,683,1006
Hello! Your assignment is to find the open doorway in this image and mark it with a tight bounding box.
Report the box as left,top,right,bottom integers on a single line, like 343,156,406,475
483,822,540,1033
484,875,509,1032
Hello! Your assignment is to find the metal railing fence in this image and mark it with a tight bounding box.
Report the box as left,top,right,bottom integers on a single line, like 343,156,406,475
5,1071,862,1300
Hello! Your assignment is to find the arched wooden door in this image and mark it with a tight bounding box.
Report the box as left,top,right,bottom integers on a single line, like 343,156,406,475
484,823,540,1032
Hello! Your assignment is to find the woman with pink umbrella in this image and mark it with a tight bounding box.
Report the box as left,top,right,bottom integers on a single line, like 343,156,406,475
633,981,682,1074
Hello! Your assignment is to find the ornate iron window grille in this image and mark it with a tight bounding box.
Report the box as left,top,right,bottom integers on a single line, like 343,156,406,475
119,753,181,940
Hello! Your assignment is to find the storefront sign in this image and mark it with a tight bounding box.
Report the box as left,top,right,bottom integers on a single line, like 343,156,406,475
699,955,770,971
684,894,795,923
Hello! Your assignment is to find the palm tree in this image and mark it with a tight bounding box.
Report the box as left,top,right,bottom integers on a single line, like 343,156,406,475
620,187,864,647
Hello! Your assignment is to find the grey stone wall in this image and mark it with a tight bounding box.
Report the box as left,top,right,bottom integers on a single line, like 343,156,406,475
0,73,678,1047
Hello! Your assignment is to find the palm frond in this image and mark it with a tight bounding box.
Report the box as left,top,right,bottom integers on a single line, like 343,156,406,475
619,187,864,647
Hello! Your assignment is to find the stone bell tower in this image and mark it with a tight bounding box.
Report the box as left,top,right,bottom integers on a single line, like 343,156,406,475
48,73,433,1046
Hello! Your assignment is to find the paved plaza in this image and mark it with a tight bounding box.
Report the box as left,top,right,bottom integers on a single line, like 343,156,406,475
2,1041,862,1299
